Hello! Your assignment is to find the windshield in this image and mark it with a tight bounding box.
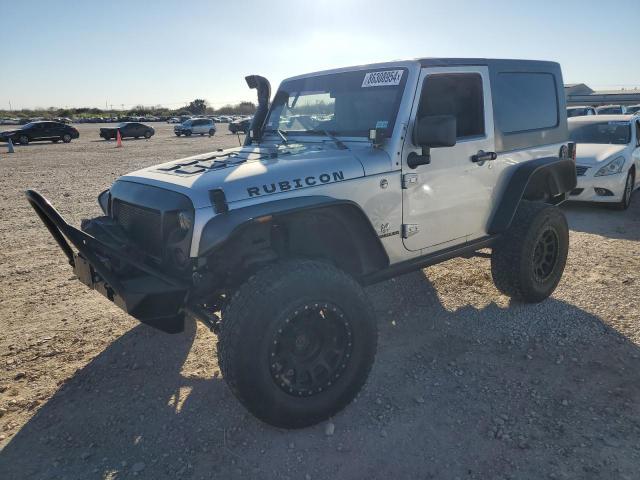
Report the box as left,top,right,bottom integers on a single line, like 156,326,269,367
569,121,630,145
22,122,36,129
265,68,408,138
567,108,590,117
118,122,129,128
597,107,622,114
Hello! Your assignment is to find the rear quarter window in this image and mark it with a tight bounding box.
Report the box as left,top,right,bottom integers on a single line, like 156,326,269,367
494,72,559,134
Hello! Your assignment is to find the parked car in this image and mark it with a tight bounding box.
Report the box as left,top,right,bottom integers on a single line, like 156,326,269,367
567,106,596,117
596,105,627,115
228,117,252,134
100,122,154,140
568,115,640,209
626,105,640,115
174,118,216,136
0,121,79,145
167,117,181,123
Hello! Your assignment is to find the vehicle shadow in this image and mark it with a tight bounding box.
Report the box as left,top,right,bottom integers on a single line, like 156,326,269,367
1,272,639,479
562,193,640,240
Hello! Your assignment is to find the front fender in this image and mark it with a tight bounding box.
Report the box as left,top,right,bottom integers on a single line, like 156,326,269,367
197,196,389,272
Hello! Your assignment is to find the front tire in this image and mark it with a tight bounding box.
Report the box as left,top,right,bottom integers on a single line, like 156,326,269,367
615,170,634,210
184,130,192,137
491,201,568,303
62,133,72,143
144,131,151,139
209,129,215,137
18,135,29,145
218,260,378,428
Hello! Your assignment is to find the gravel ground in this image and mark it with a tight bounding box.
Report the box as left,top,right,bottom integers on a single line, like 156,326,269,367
0,123,639,479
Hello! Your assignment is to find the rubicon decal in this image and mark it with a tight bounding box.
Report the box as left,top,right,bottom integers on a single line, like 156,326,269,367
247,171,345,197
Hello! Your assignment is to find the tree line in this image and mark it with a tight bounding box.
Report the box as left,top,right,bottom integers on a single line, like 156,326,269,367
0,99,256,119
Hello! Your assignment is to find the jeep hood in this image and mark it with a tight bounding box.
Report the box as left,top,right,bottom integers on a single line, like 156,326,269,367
575,144,628,167
119,143,366,208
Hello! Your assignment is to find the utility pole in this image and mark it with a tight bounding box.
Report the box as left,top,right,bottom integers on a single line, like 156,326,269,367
8,100,11,111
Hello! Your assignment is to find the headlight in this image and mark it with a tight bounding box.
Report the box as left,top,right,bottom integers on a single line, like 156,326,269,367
177,210,193,231
595,156,625,177
97,189,110,215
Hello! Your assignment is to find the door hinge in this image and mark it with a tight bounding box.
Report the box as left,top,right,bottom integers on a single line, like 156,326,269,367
401,173,418,189
401,224,419,238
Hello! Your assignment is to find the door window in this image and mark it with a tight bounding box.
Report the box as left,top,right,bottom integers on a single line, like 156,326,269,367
417,74,485,140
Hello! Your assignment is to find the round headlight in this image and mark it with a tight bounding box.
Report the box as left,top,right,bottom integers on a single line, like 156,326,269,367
177,211,193,231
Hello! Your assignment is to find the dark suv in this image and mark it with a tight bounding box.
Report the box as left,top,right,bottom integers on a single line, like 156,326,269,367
0,121,80,145
228,117,251,134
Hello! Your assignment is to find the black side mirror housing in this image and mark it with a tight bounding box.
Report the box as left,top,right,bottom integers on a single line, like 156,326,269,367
408,115,457,169
414,114,457,148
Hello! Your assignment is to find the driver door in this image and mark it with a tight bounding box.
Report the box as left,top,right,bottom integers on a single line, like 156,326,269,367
401,66,497,252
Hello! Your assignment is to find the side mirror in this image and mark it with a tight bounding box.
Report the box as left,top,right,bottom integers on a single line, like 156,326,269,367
408,115,457,169
414,114,457,148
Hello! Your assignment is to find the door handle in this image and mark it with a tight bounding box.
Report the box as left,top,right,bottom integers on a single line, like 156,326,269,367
471,150,497,163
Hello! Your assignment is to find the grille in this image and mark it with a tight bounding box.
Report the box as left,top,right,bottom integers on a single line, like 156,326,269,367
113,200,162,257
576,165,589,176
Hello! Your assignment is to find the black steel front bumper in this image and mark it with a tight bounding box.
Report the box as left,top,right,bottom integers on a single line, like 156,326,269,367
25,190,189,333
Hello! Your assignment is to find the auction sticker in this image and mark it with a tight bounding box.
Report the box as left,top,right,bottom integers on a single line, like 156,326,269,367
362,70,404,88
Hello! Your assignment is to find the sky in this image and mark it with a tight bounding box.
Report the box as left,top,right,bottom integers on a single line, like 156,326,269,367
1,0,638,110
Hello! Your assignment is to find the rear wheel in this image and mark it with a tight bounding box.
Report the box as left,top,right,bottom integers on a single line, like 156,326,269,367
218,260,378,428
491,201,569,303
615,170,634,210
62,133,72,143
175,132,181,137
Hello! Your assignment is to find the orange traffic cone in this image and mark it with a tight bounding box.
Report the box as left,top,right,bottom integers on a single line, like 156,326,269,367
116,129,122,148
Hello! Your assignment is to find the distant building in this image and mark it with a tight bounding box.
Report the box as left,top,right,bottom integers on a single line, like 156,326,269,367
565,83,640,106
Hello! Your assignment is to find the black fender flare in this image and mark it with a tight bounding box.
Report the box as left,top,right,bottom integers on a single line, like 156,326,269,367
198,195,389,272
488,157,576,234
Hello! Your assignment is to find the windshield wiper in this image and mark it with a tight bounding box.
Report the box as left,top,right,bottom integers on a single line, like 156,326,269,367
309,130,347,150
277,129,288,145
263,128,289,145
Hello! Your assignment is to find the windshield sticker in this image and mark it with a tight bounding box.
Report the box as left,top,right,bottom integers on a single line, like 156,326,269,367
362,70,403,88
375,120,389,129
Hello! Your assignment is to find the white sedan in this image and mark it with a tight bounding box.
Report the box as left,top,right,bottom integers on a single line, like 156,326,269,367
568,115,640,210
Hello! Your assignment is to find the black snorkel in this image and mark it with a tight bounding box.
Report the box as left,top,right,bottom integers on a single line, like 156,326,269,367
244,75,271,146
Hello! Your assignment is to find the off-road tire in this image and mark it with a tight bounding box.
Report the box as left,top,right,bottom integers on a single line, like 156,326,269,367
218,260,378,428
491,200,568,303
615,170,634,210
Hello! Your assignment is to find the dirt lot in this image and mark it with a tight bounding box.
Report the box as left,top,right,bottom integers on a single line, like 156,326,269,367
0,122,639,479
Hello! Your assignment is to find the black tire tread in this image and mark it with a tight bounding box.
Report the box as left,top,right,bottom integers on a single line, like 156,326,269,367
218,259,377,428
491,200,568,302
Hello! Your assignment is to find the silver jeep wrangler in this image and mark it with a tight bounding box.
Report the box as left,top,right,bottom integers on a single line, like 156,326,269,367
27,58,577,428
